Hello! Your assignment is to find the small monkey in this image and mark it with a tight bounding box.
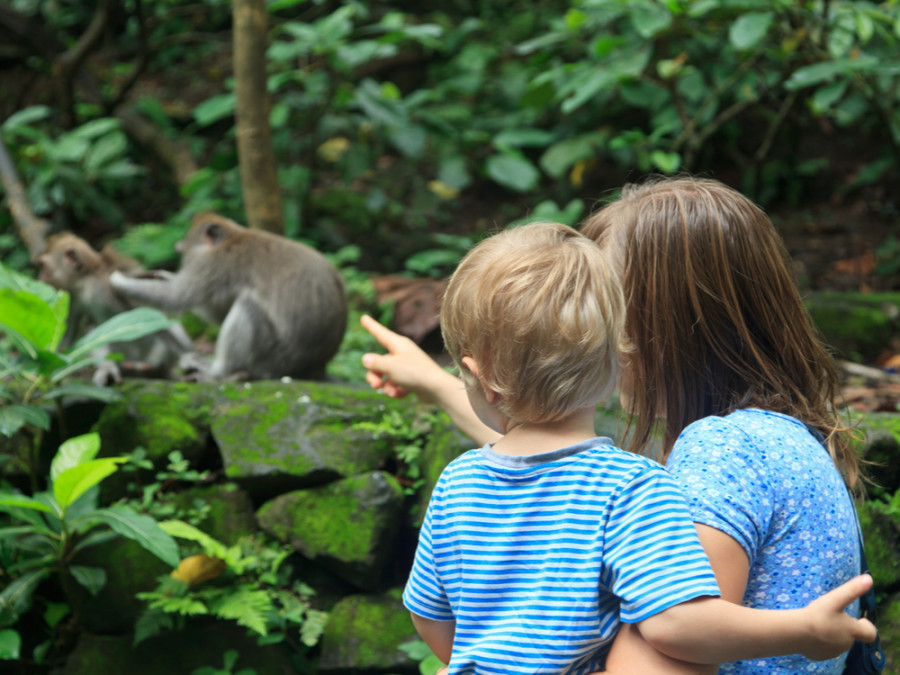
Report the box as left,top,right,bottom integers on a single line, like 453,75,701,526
109,214,348,381
36,232,193,384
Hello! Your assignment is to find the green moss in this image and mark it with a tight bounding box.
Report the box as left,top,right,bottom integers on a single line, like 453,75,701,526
319,589,417,670
94,380,215,463
212,382,406,480
857,502,900,590
258,472,402,562
805,292,900,361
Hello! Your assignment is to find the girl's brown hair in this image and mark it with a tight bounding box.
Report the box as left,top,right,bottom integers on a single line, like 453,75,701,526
582,176,860,489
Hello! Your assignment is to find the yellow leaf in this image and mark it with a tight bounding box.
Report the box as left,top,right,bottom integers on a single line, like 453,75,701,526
170,554,226,586
317,137,351,163
569,160,589,188
427,180,459,200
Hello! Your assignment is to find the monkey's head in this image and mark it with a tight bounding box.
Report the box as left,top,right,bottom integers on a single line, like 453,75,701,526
36,233,99,291
177,214,238,264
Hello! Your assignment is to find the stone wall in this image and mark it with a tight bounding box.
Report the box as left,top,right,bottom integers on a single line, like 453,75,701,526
32,379,900,674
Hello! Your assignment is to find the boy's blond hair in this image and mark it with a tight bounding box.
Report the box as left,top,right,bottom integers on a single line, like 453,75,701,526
441,222,624,425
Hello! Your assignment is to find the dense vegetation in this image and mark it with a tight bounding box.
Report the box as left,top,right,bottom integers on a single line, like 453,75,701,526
2,0,900,672
1,0,899,277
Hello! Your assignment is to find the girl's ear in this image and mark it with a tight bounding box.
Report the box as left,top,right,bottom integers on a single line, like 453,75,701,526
461,356,499,403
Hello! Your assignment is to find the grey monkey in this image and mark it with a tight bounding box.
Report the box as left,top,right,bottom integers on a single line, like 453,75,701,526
110,213,348,381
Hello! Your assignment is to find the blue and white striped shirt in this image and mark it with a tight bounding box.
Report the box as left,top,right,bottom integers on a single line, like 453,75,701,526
403,438,721,674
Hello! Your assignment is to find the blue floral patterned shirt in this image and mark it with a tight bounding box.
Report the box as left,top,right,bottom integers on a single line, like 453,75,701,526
667,408,860,674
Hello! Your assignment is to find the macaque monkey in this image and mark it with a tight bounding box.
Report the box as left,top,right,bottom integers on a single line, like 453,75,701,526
36,232,193,385
109,213,348,381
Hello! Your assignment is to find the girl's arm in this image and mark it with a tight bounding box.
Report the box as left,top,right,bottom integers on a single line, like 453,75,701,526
695,524,751,602
636,574,876,664
360,315,499,445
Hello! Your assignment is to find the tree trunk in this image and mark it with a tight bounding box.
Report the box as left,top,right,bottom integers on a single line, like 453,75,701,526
0,136,50,259
232,0,283,234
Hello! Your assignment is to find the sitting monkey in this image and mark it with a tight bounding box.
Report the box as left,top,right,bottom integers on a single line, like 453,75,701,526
36,232,194,385
110,213,348,381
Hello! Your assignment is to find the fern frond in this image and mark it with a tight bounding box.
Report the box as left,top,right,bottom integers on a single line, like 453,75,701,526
211,587,272,636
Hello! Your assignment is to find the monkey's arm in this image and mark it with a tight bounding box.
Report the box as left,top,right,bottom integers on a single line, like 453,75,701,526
110,270,195,313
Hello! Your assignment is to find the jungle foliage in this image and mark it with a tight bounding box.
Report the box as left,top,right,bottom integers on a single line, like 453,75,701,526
0,0,898,275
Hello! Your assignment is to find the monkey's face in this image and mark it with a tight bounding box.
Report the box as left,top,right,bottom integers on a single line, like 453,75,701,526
36,250,80,290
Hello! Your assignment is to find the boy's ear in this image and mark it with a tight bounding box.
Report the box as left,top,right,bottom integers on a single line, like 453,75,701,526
461,356,481,380
461,356,499,403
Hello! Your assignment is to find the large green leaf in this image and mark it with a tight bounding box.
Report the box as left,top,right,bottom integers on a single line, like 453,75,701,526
160,519,229,560
40,383,122,403
729,11,774,51
53,458,127,509
68,308,173,361
84,506,180,567
50,433,101,483
0,569,51,628
0,628,21,660
69,565,107,596
0,264,62,307
0,289,64,353
785,56,880,90
0,492,54,515
485,153,540,193
629,0,673,39
0,404,51,437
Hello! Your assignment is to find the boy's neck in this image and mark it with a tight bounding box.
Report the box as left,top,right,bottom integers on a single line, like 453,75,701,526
491,407,598,456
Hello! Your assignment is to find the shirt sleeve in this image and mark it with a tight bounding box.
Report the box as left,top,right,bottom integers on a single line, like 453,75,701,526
665,417,774,565
603,463,722,623
403,483,455,621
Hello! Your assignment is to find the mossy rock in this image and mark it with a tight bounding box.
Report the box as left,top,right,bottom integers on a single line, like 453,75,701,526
413,412,471,528
94,379,216,463
879,592,900,674
62,621,299,675
257,471,405,591
209,380,407,494
853,413,900,494
318,588,419,674
804,291,900,361
67,537,171,634
166,482,258,546
857,500,900,592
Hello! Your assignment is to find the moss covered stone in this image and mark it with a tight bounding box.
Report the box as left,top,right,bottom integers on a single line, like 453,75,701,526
67,537,171,634
62,621,297,675
318,588,419,673
168,482,257,546
210,380,408,488
879,592,900,674
857,500,900,591
804,291,900,361
256,471,405,590
94,379,216,464
853,413,900,493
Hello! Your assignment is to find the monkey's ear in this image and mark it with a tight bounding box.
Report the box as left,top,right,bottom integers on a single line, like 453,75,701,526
64,248,83,271
203,223,225,246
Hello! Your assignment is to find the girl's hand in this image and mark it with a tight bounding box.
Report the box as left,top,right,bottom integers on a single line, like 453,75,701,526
800,573,877,660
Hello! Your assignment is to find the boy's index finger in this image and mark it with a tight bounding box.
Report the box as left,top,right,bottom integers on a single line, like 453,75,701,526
361,314,406,352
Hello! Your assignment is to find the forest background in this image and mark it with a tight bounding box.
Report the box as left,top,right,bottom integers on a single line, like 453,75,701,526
1,0,899,304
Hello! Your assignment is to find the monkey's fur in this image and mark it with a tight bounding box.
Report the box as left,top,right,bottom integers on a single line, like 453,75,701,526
36,232,193,384
109,214,348,381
